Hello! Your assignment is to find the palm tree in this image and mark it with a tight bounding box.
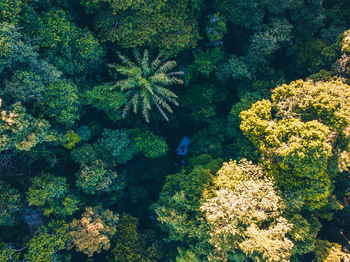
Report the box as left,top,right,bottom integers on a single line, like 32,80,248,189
110,49,183,123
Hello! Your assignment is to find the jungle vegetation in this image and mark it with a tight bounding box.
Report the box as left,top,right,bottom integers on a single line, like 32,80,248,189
0,0,349,261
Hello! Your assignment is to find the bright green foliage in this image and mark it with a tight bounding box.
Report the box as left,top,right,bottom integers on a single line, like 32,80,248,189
154,155,222,245
0,99,52,152
25,220,69,262
89,0,199,53
97,128,138,164
342,29,350,53
112,50,183,122
63,130,81,150
27,173,79,217
201,159,293,262
131,128,168,159
84,84,126,122
0,0,22,25
76,160,117,194
0,181,22,226
69,206,119,257
0,242,18,262
39,81,80,127
240,79,350,210
27,8,103,75
111,213,163,261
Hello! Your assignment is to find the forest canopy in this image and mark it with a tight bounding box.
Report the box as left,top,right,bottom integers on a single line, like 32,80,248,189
0,0,349,261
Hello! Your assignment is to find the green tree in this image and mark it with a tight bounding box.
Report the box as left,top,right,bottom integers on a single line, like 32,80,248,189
0,181,22,226
85,0,199,53
216,55,251,82
26,8,103,75
27,173,79,217
214,0,265,29
69,206,119,257
131,128,168,159
0,0,22,25
111,213,163,261
96,128,138,164
71,144,99,166
0,242,19,262
153,155,222,250
3,70,45,103
76,160,117,195
38,80,80,127
111,50,183,123
25,220,70,262
84,84,126,122
0,22,61,83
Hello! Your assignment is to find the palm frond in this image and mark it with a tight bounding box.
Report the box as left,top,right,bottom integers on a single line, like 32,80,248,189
141,49,150,76
150,54,162,72
150,73,172,85
153,85,178,99
142,81,156,97
130,93,140,114
141,93,151,123
157,97,173,113
168,76,184,85
152,97,169,122
133,49,141,65
122,100,133,119
156,60,177,74
117,52,136,68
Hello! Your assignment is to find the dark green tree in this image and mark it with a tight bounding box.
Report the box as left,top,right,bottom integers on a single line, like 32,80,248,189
0,181,22,226
96,128,138,164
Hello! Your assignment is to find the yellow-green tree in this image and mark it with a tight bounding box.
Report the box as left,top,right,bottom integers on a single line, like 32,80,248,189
111,213,163,261
240,79,350,211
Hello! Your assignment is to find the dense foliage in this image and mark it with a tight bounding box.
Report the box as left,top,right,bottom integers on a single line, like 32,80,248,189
0,0,349,261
